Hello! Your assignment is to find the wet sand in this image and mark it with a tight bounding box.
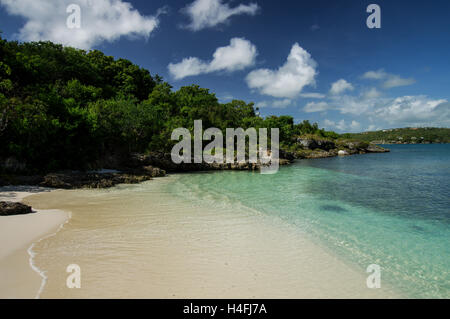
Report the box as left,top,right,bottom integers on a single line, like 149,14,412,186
0,187,69,299
19,178,398,298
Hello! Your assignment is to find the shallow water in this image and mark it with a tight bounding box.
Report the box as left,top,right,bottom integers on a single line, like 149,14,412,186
169,144,450,298
26,178,396,299
26,144,448,298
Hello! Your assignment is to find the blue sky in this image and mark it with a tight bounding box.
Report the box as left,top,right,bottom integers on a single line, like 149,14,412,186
1,0,449,132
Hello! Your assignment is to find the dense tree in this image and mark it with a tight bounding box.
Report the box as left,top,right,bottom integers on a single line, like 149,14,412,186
0,36,339,172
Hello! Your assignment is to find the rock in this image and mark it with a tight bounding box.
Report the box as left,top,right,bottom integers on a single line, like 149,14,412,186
128,152,291,173
126,165,166,177
297,138,315,149
40,172,153,189
338,150,349,156
366,144,390,153
296,138,336,151
141,166,166,177
279,149,296,161
0,201,34,216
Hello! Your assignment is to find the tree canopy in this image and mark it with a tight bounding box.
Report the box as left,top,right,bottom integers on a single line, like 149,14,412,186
0,36,337,172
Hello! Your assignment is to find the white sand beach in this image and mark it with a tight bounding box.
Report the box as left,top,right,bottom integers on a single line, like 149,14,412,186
7,178,399,299
0,187,69,299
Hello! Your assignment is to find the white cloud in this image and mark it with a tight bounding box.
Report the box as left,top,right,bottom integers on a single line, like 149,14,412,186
330,79,354,95
362,69,388,80
362,87,382,99
182,0,259,31
374,96,449,126
255,101,268,108
323,119,361,132
362,69,415,89
329,94,380,115
350,120,361,131
272,99,292,108
324,119,347,132
246,43,317,99
303,101,330,113
326,93,450,128
0,0,163,50
382,76,416,89
324,119,335,128
255,99,292,109
168,37,257,80
300,92,325,99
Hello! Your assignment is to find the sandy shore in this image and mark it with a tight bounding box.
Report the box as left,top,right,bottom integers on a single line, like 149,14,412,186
20,179,399,298
0,186,70,299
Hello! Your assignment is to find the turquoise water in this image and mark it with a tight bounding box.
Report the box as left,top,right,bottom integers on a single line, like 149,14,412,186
167,144,450,298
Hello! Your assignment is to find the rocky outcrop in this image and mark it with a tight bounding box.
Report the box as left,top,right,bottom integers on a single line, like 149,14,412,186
296,138,336,151
366,144,390,153
39,172,156,189
1,166,167,190
127,152,292,173
0,201,34,216
293,137,389,159
0,139,388,190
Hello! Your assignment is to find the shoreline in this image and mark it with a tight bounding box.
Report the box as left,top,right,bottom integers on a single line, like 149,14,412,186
0,169,397,299
0,187,70,299
21,177,399,299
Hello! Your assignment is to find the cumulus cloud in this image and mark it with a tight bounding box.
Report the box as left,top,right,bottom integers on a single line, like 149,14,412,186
246,43,317,99
350,120,361,130
0,0,163,50
255,99,292,109
168,37,257,80
362,87,382,99
362,69,415,89
182,0,259,31
303,101,330,113
300,92,325,99
327,93,449,128
323,119,361,132
330,79,354,95
374,96,449,126
366,125,379,132
272,99,293,108
324,119,347,132
329,92,388,115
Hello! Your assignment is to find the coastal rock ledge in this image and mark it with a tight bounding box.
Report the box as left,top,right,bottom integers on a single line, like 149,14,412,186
0,201,34,216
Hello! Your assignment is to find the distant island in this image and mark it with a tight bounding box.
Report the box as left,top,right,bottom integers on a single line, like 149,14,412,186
342,127,450,144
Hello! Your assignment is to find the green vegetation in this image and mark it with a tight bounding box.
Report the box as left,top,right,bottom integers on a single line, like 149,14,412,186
0,36,338,173
343,128,450,144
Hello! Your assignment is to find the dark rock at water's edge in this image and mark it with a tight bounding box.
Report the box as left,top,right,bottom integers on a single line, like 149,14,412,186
296,138,336,151
294,138,389,159
0,166,167,190
40,172,153,189
127,152,292,173
0,139,388,189
0,201,34,216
